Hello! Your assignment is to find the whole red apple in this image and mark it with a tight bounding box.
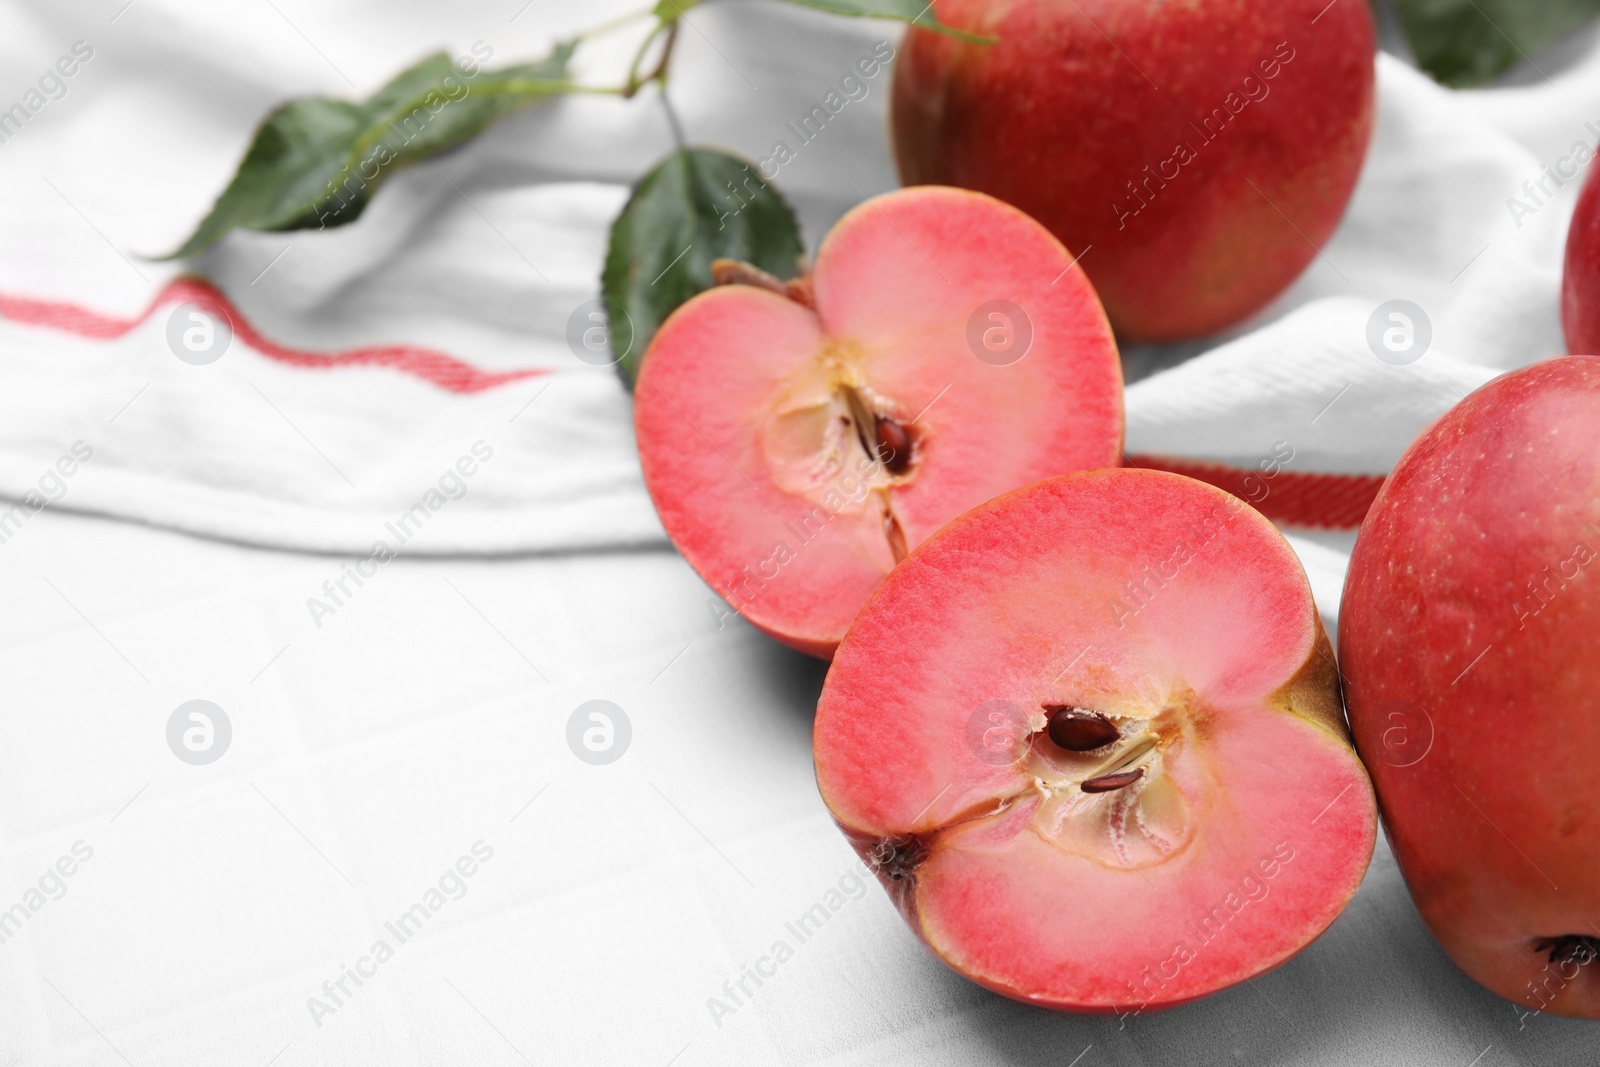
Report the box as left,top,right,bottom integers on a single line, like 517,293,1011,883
1341,357,1600,1018
892,0,1376,341
815,469,1376,1010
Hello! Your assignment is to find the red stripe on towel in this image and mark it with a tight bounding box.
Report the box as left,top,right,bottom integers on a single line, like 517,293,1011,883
1126,454,1385,530
0,275,547,394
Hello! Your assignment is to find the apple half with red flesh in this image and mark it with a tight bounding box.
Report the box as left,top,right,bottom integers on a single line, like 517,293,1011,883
814,469,1377,1010
634,186,1122,658
1342,357,1600,1017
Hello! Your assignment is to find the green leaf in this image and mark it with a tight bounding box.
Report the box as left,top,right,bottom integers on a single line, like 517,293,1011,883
653,0,700,19
602,148,805,387
1396,0,1600,87
771,0,997,44
165,44,577,258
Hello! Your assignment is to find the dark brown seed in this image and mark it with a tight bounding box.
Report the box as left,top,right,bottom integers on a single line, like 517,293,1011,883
1082,768,1145,793
875,416,913,474
1046,706,1120,751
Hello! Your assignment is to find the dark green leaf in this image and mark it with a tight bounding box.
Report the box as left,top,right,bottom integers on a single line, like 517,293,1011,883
1396,0,1600,87
165,44,577,258
771,0,997,44
602,148,805,387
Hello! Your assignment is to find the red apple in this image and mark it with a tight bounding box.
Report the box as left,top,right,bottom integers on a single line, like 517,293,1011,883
1341,357,1600,1018
814,468,1377,1010
634,186,1122,658
1563,168,1600,353
891,0,1376,341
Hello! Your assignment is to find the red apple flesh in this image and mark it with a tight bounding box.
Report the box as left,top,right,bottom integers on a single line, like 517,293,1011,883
892,0,1376,341
634,186,1123,658
814,469,1377,1010
1341,357,1600,1018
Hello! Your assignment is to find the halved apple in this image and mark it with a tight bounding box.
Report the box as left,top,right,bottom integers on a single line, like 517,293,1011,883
634,186,1123,657
814,469,1377,1011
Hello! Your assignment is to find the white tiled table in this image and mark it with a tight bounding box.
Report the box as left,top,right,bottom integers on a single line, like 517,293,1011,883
0,506,1590,1066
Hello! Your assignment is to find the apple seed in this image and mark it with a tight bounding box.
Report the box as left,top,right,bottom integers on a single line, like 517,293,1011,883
875,416,913,474
1046,706,1120,751
1082,768,1145,793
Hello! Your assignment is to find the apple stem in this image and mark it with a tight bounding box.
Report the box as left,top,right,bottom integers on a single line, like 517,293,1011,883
1534,935,1599,967
622,16,679,98
709,259,812,306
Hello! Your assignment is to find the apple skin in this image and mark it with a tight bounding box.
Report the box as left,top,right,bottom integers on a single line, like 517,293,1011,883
892,0,1375,341
1562,166,1600,353
1341,357,1600,1018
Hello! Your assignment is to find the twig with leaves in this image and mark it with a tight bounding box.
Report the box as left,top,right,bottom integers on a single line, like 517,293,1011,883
162,0,994,382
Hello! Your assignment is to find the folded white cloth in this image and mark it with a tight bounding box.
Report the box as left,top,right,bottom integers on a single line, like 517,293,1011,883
0,0,1591,564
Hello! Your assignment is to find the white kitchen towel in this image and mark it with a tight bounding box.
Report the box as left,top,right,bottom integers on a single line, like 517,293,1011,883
0,0,1593,555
